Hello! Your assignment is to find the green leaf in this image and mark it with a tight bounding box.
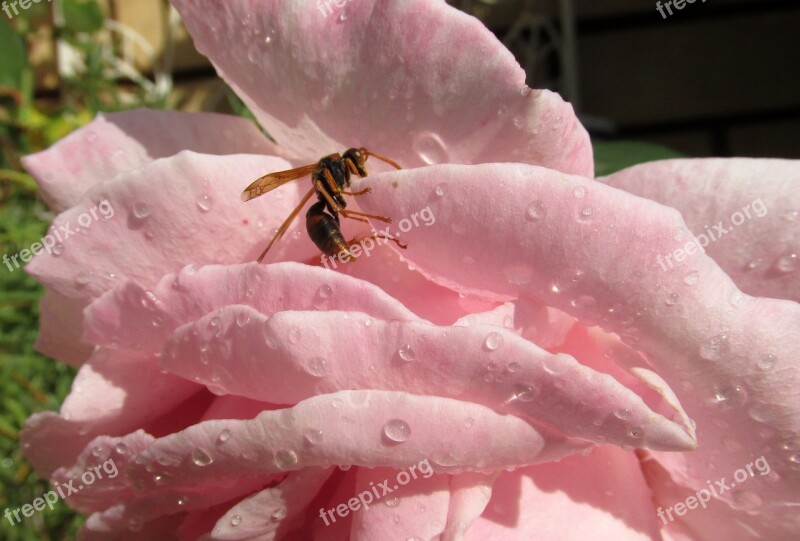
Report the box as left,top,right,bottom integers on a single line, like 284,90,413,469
0,18,27,89
62,0,104,33
593,141,685,177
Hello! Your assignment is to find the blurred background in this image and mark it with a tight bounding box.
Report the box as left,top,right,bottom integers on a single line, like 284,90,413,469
0,0,798,538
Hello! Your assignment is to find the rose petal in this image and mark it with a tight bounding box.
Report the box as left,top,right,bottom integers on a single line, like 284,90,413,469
208,467,335,540
22,110,280,212
465,445,662,540
171,0,592,175
356,162,800,538
601,158,800,302
350,467,450,540
20,348,199,477
164,307,695,451
442,473,497,541
70,390,549,521
83,262,421,355
36,290,93,366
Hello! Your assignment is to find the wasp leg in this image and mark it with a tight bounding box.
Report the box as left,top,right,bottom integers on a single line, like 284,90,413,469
256,186,316,263
323,167,371,196
348,232,408,251
340,214,408,252
314,179,391,223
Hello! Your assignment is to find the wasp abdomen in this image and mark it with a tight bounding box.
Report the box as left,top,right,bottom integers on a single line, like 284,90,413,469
306,202,352,260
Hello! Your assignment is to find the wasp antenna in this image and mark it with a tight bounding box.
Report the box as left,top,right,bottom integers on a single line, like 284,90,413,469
361,148,402,170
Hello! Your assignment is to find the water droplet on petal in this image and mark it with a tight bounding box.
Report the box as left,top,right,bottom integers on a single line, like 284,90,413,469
484,332,503,351
614,408,631,420
413,132,449,164
304,429,323,445
573,186,586,199
398,344,417,362
507,361,521,372
775,253,797,273
196,194,213,212
318,284,333,298
52,243,64,256
383,419,411,442
271,506,287,521
758,354,777,371
230,515,242,526
115,443,128,455
684,270,699,285
274,449,298,470
513,383,537,402
526,200,547,221
132,202,151,220
218,429,231,443
236,312,250,327
699,333,728,360
176,496,188,506
385,496,400,507
192,448,213,466
307,357,330,377
665,293,680,306
434,184,446,197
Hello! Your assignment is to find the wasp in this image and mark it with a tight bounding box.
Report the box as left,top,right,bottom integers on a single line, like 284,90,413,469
241,148,407,263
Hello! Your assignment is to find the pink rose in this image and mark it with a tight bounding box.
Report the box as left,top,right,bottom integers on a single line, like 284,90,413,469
20,1,799,539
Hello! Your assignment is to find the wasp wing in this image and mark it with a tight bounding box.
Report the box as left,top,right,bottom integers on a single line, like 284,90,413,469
241,164,317,202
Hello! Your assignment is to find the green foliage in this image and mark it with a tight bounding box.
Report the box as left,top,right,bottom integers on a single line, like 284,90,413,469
62,0,104,34
0,1,170,538
593,140,685,177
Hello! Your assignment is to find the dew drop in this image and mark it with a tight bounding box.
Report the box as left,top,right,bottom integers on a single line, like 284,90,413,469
614,408,631,420
274,449,298,470
507,361,521,373
513,383,537,402
318,284,333,298
781,209,798,222
307,357,330,377
684,270,699,286
132,202,151,220
196,194,213,212
579,206,593,220
434,184,446,197
364,318,374,327
331,397,342,409
665,293,680,306
191,448,213,467
75,272,92,287
236,312,250,327
758,354,777,371
673,227,685,241
748,403,781,423
413,132,449,164
383,419,411,443
699,333,728,360
271,506,287,521
775,253,797,273
526,200,547,221
542,354,572,376
52,243,64,256
304,428,323,445
217,429,231,443
385,496,400,508
398,344,417,362
230,515,242,526
484,332,503,351
176,496,188,506
115,443,128,455
573,186,586,199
